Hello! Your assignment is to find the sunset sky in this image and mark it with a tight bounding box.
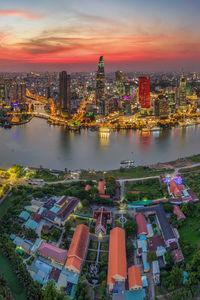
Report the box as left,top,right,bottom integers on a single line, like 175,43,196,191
0,0,200,71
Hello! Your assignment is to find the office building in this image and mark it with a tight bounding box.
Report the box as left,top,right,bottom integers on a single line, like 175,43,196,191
139,77,150,108
59,71,71,113
179,74,187,106
96,56,105,114
154,97,169,119
115,70,123,82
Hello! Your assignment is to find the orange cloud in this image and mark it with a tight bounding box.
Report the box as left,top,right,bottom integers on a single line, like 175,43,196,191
0,10,45,20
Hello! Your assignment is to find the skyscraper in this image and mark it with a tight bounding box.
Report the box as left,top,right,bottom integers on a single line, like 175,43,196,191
179,74,186,107
59,71,71,113
115,70,123,82
96,56,105,114
139,77,150,108
18,83,26,102
154,96,169,119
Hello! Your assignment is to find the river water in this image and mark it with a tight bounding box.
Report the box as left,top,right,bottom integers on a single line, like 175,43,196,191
0,118,200,170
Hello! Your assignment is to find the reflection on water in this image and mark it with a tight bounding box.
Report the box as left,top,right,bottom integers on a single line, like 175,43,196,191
0,118,200,170
99,131,110,146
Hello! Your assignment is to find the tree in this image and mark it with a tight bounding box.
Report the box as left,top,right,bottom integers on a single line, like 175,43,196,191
147,251,157,263
99,271,107,282
164,250,174,267
163,202,173,213
124,220,137,237
42,281,58,300
126,240,134,256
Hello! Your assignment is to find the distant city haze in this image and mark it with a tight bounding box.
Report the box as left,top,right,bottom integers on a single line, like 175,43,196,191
0,0,200,71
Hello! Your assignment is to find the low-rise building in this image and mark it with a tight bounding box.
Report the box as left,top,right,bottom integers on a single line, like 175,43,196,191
173,205,186,221
128,266,142,290
65,224,89,274
152,260,160,285
93,207,111,237
107,227,127,291
37,242,67,265
136,213,147,236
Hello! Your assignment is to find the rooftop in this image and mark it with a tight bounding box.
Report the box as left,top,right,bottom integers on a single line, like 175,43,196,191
136,204,176,243
65,224,89,272
128,266,142,290
136,213,147,236
38,242,67,265
173,205,186,221
57,197,79,221
107,227,127,286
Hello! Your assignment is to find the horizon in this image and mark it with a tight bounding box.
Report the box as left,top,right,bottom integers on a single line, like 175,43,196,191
0,0,200,72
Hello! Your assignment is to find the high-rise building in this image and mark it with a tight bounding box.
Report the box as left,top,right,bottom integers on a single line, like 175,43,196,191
139,77,150,108
179,74,187,106
45,86,51,99
166,91,176,114
124,82,130,97
59,71,71,113
18,83,26,102
0,84,5,103
115,70,123,82
96,56,105,114
154,97,169,119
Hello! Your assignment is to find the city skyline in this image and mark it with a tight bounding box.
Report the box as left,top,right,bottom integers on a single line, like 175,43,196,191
0,0,200,72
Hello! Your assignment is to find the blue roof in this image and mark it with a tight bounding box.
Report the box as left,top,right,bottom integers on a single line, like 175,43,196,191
144,262,150,271
13,236,23,247
142,276,148,287
35,260,52,275
19,211,30,220
24,239,34,245
183,271,188,284
126,289,146,300
38,207,45,215
139,235,147,240
50,206,60,214
25,219,38,230
10,234,16,240
62,269,79,284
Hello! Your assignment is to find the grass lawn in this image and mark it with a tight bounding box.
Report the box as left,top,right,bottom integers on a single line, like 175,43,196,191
89,240,98,249
71,217,89,227
187,154,200,163
86,251,97,262
125,178,168,201
80,166,173,180
179,218,200,249
99,252,108,264
100,242,109,251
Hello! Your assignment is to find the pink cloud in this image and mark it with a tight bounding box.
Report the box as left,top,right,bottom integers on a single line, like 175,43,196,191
0,10,45,20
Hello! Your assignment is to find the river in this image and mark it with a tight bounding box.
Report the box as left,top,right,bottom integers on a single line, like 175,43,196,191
1,118,200,170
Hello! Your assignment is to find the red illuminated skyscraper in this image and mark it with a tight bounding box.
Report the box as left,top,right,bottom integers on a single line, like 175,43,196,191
139,77,150,108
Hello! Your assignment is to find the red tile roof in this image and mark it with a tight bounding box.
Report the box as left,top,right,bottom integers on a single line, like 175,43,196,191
98,181,106,195
49,267,61,282
128,266,142,290
173,205,186,221
107,227,127,286
38,242,67,264
65,224,89,272
148,235,165,251
136,213,147,236
169,180,184,197
30,213,42,223
93,207,111,235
